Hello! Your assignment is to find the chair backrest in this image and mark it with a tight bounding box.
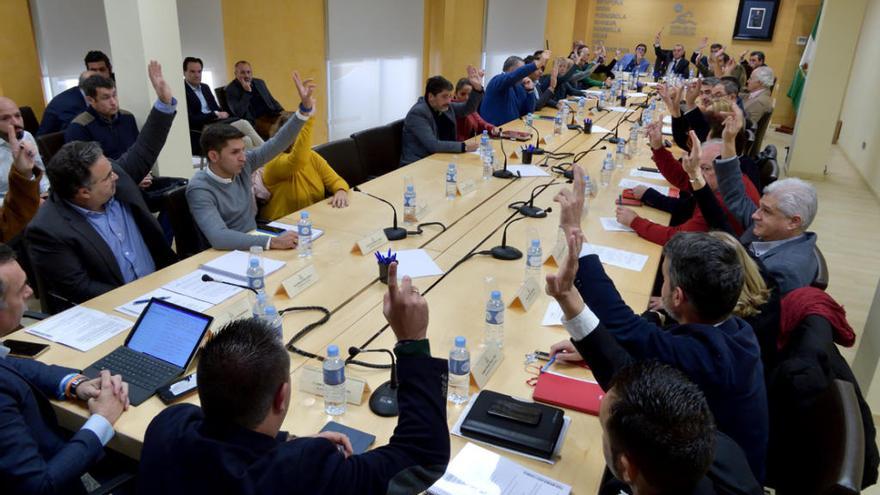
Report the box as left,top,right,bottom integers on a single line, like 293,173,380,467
35,131,66,164
812,245,829,291
19,106,40,136
761,158,780,188
749,111,773,159
214,86,229,113
313,137,366,187
164,185,209,259
350,119,404,178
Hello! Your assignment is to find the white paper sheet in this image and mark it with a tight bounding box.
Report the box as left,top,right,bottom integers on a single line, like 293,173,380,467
586,125,611,134
506,165,550,177
627,91,648,98
579,243,648,272
428,443,572,495
541,300,564,326
115,288,214,318
662,125,673,135
645,81,659,87
392,249,444,279
662,115,672,124
264,222,325,242
583,89,603,96
607,106,635,113
600,217,635,233
629,169,665,181
618,178,670,196
163,269,245,305
25,306,132,352
200,250,286,282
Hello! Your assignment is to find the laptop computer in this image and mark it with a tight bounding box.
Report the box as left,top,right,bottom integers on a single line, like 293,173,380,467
83,298,213,406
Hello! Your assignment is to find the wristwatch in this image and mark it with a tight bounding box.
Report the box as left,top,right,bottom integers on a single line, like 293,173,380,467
67,374,89,400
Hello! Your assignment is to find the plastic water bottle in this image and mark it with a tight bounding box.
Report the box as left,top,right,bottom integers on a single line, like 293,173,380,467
576,97,586,123
297,211,312,258
479,130,490,160
597,91,605,111
626,125,639,159
601,153,614,187
251,290,267,319
583,174,594,216
262,304,283,341
485,291,505,349
323,345,346,416
689,66,696,80
615,140,626,169
403,183,417,224
525,112,534,128
526,239,543,279
445,163,457,199
247,246,265,293
447,336,470,405
553,112,563,136
481,145,493,180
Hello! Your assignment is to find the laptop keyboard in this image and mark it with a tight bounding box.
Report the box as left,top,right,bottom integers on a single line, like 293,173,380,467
91,347,181,391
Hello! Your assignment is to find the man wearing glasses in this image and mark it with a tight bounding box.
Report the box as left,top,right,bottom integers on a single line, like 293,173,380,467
26,62,179,313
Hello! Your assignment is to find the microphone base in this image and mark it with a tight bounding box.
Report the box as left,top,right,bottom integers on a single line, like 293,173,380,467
531,147,545,155
517,205,547,218
606,136,624,144
490,245,523,260
369,381,399,417
383,227,408,241
493,169,516,179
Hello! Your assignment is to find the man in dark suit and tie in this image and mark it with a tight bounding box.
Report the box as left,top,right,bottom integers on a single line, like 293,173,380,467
225,60,290,139
654,32,690,78
36,71,95,136
26,61,178,313
138,262,450,495
0,243,130,494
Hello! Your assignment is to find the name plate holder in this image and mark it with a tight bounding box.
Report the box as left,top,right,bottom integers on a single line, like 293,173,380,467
471,344,503,389
278,264,319,298
352,229,387,255
509,276,541,312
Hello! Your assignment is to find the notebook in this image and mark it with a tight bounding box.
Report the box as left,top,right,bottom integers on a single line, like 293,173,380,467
533,371,605,416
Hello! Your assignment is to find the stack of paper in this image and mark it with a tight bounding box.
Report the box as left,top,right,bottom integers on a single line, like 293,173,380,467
201,250,285,283
619,178,670,196
580,243,648,272
392,250,444,279
507,165,550,177
429,443,571,495
163,270,244,305
629,168,665,181
26,306,132,351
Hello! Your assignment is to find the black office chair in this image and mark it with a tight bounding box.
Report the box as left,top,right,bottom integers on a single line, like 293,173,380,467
760,158,780,189
214,86,230,113
164,185,209,259
19,106,40,136
35,131,66,164
313,137,366,187
351,119,404,179
749,111,773,159
812,245,829,291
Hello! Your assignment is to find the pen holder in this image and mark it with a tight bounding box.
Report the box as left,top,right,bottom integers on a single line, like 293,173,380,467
521,148,533,164
584,121,593,134
378,262,389,284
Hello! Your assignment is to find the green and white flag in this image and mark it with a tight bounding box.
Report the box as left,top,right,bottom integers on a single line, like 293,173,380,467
788,2,822,111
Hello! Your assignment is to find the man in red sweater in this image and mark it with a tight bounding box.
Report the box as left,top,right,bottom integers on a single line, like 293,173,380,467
453,78,499,142
615,121,759,245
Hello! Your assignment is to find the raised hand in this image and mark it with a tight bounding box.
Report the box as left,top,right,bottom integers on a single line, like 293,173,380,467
739,49,749,62
554,164,585,234
148,60,173,104
8,127,36,176
383,262,429,342
292,71,316,113
684,75,701,107
522,77,535,92
466,65,484,92
683,130,702,177
538,50,552,67
645,121,663,149
696,36,708,53
550,59,561,89
654,29,662,46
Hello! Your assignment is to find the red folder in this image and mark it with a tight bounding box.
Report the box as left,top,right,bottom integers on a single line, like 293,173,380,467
532,372,605,416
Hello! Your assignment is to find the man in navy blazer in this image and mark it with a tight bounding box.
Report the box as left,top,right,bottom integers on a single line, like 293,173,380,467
139,262,450,494
0,244,130,494
36,71,94,136
545,167,768,483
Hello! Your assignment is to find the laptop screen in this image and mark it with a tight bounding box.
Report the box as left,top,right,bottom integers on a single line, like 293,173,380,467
126,299,212,368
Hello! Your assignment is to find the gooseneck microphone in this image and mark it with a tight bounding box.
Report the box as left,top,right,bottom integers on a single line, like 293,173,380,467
524,122,545,155
352,186,408,241
559,146,608,180
201,273,257,294
515,180,558,218
492,128,517,179
490,215,529,260
606,102,638,144
348,346,399,417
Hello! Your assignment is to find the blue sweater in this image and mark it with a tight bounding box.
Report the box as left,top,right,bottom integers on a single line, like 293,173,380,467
479,63,537,126
574,254,769,482
65,106,140,160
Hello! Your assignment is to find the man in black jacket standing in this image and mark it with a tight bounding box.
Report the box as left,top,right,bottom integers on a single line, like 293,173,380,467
26,61,178,313
138,261,450,494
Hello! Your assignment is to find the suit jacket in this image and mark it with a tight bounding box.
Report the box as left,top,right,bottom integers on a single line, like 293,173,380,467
64,107,140,160
225,78,284,123
0,357,102,495
184,82,222,130
36,86,88,136
137,354,450,495
743,90,772,127
400,89,482,166
26,106,178,313
654,45,690,77
573,254,769,482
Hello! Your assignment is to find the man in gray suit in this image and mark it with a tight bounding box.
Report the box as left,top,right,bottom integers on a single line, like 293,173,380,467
400,65,484,166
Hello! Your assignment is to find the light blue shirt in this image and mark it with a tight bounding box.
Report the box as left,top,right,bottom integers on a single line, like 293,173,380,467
68,197,156,283
187,82,211,114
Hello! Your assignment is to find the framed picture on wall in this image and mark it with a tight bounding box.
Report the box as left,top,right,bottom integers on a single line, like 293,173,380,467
733,0,780,40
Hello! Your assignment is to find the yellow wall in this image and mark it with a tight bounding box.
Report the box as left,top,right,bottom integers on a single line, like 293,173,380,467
423,0,486,84
220,0,328,144
545,0,578,58
0,1,46,118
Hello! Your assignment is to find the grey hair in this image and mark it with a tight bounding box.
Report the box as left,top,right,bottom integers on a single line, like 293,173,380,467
753,66,775,89
763,177,818,229
503,56,524,72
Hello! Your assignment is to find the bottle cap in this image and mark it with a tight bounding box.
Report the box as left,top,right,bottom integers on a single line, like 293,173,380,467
455,336,466,348
406,184,414,191
301,211,309,219
249,257,260,267
491,290,501,299
327,344,339,357
264,305,277,315
531,239,540,247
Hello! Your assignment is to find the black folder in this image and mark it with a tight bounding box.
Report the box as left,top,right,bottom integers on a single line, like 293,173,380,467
460,390,565,460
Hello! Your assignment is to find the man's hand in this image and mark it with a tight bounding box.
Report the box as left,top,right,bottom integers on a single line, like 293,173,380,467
550,58,563,90
683,130,702,178
538,50,552,68
215,111,230,119
654,29,662,46
148,61,173,105
615,206,639,227
314,431,353,458
739,49,749,62
466,65,484,92
269,231,299,250
87,370,129,425
554,164,585,234
292,71,316,113
8,127,36,177
75,376,103,401
465,141,479,152
138,173,153,190
696,36,708,53
684,76,702,108
645,121,663,150
328,189,349,208
549,340,584,363
545,228,586,319
720,105,743,159
382,262,429,342
522,77,535,92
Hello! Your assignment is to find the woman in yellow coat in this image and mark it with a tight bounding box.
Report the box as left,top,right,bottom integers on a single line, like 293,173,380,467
257,117,350,220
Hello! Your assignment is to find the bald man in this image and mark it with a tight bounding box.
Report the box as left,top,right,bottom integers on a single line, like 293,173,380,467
0,97,50,206
37,71,96,136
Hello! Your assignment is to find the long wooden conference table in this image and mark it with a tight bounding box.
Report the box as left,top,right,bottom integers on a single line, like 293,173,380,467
12,91,673,492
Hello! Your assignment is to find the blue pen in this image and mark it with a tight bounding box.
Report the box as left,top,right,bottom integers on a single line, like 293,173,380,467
134,296,169,305
540,354,557,373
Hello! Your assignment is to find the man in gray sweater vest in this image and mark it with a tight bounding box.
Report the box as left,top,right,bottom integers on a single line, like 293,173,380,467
713,106,818,294
187,72,316,251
